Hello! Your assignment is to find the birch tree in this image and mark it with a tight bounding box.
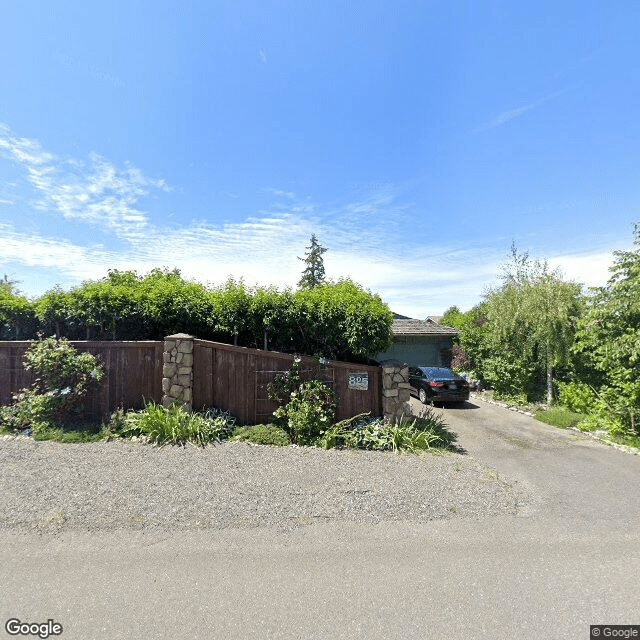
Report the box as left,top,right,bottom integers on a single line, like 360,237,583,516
485,246,582,404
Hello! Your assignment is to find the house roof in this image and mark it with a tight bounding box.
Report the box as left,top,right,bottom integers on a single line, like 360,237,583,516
392,314,458,336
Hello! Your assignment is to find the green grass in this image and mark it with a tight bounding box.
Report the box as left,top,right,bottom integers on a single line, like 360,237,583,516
608,433,640,449
534,406,587,429
31,422,111,443
0,412,112,443
230,424,291,446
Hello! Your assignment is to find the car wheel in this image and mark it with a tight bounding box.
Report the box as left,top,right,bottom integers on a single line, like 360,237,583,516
419,388,427,404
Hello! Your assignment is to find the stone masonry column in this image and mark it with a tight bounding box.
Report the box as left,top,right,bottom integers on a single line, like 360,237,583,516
381,361,411,423
162,333,194,409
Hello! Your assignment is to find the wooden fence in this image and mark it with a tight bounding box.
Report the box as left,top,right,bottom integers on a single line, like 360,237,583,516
0,341,164,420
192,339,382,424
1,337,382,425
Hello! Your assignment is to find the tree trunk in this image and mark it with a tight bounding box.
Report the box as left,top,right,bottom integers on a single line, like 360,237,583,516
545,337,553,406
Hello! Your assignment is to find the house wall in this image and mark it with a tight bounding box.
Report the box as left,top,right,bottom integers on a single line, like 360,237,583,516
375,335,453,367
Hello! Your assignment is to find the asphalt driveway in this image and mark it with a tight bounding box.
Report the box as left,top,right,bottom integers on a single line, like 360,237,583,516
2,398,639,640
412,394,640,524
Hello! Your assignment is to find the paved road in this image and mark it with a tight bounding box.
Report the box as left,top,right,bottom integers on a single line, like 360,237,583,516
2,398,639,640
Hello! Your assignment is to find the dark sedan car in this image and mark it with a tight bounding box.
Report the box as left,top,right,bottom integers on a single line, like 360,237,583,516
408,366,470,404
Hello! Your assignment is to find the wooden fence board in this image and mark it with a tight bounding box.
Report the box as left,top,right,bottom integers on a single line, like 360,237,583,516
2,338,381,426
192,339,381,425
0,341,164,420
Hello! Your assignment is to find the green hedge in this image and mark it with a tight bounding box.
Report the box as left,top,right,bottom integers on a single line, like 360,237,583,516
5,270,393,363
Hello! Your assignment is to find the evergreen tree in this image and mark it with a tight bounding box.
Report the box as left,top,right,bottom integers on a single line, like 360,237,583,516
297,234,327,289
0,275,20,295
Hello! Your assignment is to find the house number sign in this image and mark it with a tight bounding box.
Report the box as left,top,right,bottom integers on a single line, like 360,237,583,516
348,373,368,390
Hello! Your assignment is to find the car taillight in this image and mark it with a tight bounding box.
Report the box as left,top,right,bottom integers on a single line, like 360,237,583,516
429,381,444,387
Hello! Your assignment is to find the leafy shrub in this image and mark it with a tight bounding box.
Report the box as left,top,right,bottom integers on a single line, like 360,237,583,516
345,416,441,453
482,355,541,402
0,290,38,339
200,406,237,433
230,424,291,446
0,337,103,430
556,381,597,414
575,395,637,440
575,412,620,434
269,359,339,445
314,413,376,449
572,225,640,436
490,390,529,407
25,336,103,394
449,345,470,371
274,379,338,445
114,401,234,446
317,408,455,454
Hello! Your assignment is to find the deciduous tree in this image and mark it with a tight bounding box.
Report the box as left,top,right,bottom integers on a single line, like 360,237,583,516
573,224,640,434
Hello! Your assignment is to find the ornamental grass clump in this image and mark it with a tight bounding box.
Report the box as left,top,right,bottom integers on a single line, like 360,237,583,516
116,401,235,446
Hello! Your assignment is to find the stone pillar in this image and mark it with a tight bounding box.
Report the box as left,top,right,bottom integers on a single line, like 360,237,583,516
381,362,411,423
162,333,194,409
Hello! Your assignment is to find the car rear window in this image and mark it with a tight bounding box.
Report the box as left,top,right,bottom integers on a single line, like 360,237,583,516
419,367,459,380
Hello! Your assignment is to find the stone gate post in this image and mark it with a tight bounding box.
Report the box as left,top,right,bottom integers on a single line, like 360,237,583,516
162,333,194,409
381,361,411,422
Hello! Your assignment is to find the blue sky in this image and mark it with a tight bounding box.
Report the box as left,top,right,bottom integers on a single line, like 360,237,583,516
1,1,638,317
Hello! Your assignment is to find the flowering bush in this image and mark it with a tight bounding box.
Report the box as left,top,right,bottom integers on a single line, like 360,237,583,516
273,379,338,445
268,359,338,445
0,336,103,430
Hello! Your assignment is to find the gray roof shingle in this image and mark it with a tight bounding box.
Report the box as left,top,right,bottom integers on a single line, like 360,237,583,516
392,314,458,336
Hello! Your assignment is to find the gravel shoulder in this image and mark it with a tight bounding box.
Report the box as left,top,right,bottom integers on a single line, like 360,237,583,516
0,434,531,534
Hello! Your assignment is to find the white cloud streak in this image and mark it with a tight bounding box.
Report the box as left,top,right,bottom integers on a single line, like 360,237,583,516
475,88,570,132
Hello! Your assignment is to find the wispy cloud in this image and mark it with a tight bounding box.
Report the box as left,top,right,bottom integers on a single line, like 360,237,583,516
0,124,170,238
475,88,570,132
266,187,296,199
0,198,15,206
0,214,508,315
553,48,600,79
0,124,620,316
0,124,55,165
258,49,267,64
